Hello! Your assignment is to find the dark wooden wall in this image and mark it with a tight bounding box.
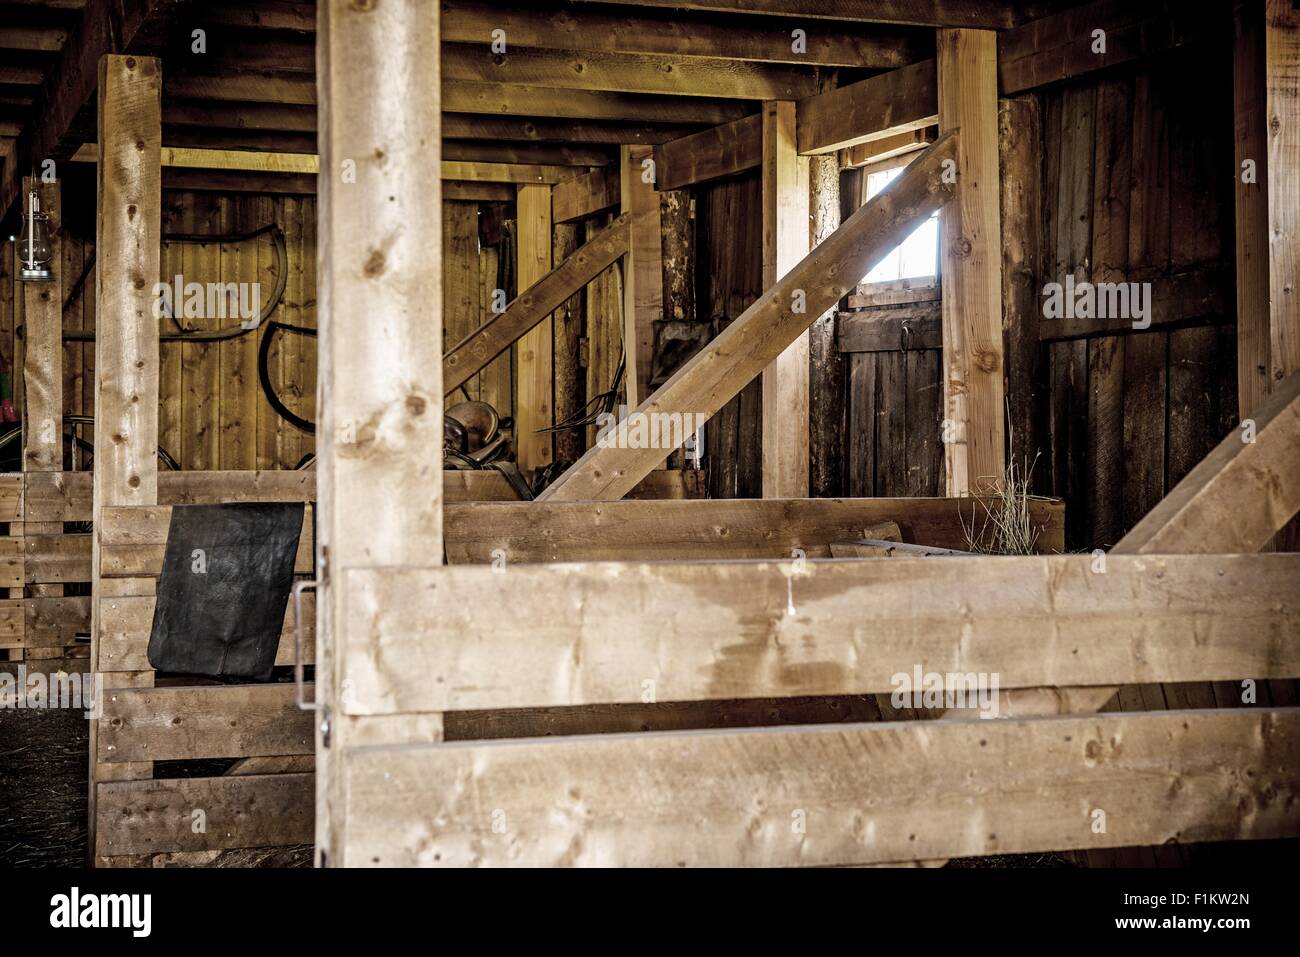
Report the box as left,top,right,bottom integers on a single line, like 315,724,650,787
1037,47,1237,550
695,172,763,498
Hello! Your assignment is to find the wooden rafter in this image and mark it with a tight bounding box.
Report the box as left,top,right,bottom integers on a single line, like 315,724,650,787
569,0,1025,30
441,0,926,68
653,113,762,190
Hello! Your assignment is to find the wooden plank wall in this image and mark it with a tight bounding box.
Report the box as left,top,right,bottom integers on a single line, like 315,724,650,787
695,171,764,498
443,200,513,420
1,190,319,472
1039,50,1237,550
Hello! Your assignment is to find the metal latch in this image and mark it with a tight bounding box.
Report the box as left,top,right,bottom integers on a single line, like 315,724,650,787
293,579,318,711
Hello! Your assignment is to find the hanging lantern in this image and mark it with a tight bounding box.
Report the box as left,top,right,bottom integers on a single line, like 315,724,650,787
18,186,53,282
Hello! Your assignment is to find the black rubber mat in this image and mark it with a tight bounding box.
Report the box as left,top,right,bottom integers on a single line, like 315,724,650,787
147,502,305,680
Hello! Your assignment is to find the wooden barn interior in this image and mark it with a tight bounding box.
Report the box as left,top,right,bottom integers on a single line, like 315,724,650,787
0,0,1297,868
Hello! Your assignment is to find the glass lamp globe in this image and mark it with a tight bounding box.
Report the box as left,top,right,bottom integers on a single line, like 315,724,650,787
18,190,53,282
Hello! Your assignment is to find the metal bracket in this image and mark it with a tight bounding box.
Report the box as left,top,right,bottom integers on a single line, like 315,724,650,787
293,579,318,711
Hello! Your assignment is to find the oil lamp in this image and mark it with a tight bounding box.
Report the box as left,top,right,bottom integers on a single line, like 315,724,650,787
17,186,53,282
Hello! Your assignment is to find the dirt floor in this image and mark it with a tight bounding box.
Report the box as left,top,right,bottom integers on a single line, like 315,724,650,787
0,705,87,866
0,664,310,868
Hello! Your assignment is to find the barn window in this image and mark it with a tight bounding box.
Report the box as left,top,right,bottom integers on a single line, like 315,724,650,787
860,161,940,285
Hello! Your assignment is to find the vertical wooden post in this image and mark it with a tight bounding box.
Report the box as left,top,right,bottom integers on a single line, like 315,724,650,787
516,183,553,474
1236,0,1300,547
999,97,1043,481
937,28,1006,496
620,144,662,408
1266,0,1300,389
807,154,842,497
760,100,810,499
20,177,64,651
1235,0,1272,419
553,222,585,464
90,52,162,860
22,177,62,474
316,0,443,865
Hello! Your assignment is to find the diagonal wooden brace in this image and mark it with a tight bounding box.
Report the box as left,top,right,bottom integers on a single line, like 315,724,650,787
443,212,631,395
539,130,959,502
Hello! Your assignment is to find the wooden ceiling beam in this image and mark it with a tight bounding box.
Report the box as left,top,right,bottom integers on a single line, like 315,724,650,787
440,0,926,68
0,26,69,51
796,58,937,154
162,100,316,132
442,43,819,100
998,0,1220,95
167,76,752,126
74,141,580,184
569,0,1028,30
443,140,613,167
552,166,620,223
444,81,753,125
442,115,699,145
200,1,313,32
193,0,928,68
1,0,192,224
653,113,762,190
0,66,45,85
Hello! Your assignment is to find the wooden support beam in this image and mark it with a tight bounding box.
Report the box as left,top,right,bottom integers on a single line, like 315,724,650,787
808,151,844,496
162,101,318,132
937,29,1005,495
20,177,61,473
442,141,612,167
444,81,754,126
997,0,1219,96
72,142,574,183
443,115,698,146
444,214,631,394
516,183,554,474
841,126,937,167
653,114,762,191
552,166,620,223
90,52,162,859
999,96,1042,474
1237,0,1272,418
440,0,925,68
796,59,937,155
442,181,515,203
620,145,664,407
341,707,1300,867
444,497,1064,562
442,43,819,101
338,554,1299,715
1118,369,1300,555
570,0,1024,29
316,0,444,867
538,132,957,502
1266,0,1300,390
760,101,810,498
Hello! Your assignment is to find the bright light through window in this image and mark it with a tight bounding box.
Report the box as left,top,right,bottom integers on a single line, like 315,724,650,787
862,165,939,284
